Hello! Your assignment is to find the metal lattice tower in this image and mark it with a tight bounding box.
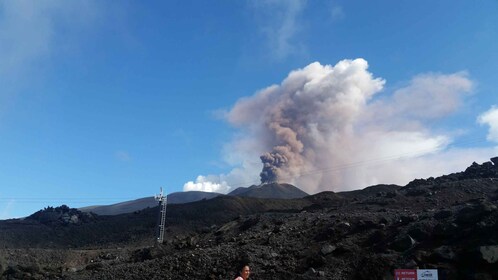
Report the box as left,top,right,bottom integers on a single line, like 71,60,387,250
155,187,167,243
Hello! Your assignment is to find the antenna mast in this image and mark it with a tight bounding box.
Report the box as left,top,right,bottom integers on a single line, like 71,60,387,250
155,187,167,243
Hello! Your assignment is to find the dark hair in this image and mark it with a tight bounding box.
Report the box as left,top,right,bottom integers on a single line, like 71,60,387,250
236,262,250,276
237,263,249,272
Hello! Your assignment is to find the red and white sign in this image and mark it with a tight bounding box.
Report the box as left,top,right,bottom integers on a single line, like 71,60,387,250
395,269,417,280
394,269,438,280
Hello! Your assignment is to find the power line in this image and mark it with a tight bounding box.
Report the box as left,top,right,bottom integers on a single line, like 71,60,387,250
0,136,494,202
208,136,493,189
0,197,152,203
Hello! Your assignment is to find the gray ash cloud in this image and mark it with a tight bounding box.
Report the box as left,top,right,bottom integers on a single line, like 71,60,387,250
185,58,480,194
260,152,286,184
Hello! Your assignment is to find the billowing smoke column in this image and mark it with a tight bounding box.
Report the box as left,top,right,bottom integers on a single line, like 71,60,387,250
260,150,288,183
186,58,478,194
227,58,476,191
259,121,306,183
230,58,385,186
260,152,280,183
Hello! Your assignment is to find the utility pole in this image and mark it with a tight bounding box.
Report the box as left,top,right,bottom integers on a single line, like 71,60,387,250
155,187,167,244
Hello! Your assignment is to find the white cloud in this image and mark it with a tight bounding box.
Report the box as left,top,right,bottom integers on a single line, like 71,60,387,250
249,0,307,60
0,1,100,89
0,1,106,123
183,175,231,193
0,1,52,83
367,72,473,125
185,59,495,194
478,106,498,143
182,156,262,193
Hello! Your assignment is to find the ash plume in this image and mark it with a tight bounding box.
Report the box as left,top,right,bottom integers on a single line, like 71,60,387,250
231,59,385,186
225,59,480,192
184,58,493,194
260,152,280,184
260,150,291,184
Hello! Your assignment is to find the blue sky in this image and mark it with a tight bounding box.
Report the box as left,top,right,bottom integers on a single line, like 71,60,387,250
1,1,498,219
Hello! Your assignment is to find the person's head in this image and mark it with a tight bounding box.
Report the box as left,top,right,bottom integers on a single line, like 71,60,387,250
238,264,250,279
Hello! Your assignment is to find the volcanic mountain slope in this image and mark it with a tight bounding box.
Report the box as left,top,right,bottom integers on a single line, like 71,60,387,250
79,197,158,216
79,184,304,216
228,183,309,199
78,191,223,216
1,158,498,279
167,191,222,204
0,195,312,250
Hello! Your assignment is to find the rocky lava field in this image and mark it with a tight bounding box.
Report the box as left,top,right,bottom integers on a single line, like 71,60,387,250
1,159,498,279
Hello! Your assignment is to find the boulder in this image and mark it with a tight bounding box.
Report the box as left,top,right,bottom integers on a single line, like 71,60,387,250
430,246,456,262
408,227,430,241
320,244,336,256
456,202,497,225
390,235,416,252
480,245,498,264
